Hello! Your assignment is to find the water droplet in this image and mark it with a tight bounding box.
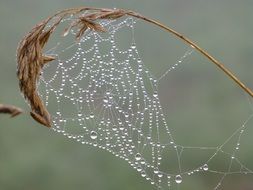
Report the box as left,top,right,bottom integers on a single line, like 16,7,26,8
62,29,70,37
141,172,146,177
135,153,141,161
137,166,142,172
175,175,182,184
112,125,117,131
154,169,159,174
153,92,158,98
203,164,208,171
158,172,163,178
103,97,108,103
119,125,124,130
90,113,95,119
90,131,97,140
140,159,145,165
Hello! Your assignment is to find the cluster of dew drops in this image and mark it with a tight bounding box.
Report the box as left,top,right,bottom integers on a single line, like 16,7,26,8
37,15,222,189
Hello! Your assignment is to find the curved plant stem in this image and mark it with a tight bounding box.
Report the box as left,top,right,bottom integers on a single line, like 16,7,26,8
127,11,253,98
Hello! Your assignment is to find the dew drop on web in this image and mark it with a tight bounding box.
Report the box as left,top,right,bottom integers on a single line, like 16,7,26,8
175,175,182,184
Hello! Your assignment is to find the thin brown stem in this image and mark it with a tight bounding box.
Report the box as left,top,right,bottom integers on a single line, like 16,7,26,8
52,7,253,97
127,11,253,98
54,7,253,97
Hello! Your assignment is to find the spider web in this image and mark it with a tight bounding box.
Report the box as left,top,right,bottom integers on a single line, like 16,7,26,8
37,15,253,189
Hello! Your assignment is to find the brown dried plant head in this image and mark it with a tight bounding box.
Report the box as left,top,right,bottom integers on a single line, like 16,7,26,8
17,7,253,128
17,8,129,127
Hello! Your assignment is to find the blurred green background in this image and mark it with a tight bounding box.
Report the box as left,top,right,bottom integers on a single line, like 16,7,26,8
1,0,253,190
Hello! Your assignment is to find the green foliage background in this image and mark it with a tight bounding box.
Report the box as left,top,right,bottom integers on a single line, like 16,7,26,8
0,0,253,190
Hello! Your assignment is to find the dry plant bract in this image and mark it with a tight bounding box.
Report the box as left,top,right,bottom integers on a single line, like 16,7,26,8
0,104,22,117
17,7,253,128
